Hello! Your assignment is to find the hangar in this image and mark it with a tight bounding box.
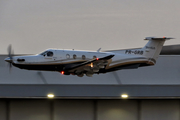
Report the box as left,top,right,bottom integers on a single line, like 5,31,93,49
0,45,180,120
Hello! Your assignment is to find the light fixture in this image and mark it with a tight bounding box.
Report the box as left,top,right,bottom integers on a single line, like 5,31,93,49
47,94,54,98
121,94,128,98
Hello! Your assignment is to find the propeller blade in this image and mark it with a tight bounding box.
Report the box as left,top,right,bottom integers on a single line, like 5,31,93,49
12,49,14,58
8,44,12,57
7,44,14,73
7,44,13,60
9,63,12,73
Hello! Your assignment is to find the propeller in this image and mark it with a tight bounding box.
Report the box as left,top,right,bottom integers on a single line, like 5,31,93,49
6,44,14,72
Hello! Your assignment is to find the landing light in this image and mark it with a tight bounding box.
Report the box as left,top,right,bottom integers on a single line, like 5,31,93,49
121,94,128,98
61,71,64,74
91,63,93,67
47,94,54,98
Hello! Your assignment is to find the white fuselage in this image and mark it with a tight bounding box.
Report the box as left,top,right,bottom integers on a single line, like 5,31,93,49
10,49,149,74
4,37,173,77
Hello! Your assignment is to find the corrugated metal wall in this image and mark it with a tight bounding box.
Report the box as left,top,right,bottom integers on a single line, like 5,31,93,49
0,99,179,120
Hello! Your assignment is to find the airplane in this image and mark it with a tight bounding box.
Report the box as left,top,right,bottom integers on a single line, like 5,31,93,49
4,37,174,77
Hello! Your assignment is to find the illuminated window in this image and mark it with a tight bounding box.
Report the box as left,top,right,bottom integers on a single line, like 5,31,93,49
66,54,70,59
82,55,86,60
73,54,77,59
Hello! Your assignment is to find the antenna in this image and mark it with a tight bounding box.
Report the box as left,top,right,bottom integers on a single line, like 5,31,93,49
97,48,101,52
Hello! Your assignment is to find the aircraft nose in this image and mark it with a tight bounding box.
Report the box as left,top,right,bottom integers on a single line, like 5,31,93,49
4,57,12,63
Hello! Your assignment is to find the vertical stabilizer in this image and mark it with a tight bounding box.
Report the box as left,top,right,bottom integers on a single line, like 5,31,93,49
141,37,174,64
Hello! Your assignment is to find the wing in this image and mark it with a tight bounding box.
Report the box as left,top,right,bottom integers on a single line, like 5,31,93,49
63,54,114,77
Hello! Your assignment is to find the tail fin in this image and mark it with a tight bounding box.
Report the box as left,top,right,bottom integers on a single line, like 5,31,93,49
141,37,174,64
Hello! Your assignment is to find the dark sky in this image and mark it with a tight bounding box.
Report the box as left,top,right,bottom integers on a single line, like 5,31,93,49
0,0,180,54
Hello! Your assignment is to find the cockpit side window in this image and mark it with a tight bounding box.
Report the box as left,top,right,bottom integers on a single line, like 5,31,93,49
47,51,53,57
40,51,53,57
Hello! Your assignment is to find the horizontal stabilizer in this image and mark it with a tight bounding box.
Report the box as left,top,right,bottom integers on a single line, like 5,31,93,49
144,37,175,41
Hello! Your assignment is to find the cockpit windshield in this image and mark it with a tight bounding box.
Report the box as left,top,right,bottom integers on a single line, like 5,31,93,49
39,51,53,57
40,51,48,56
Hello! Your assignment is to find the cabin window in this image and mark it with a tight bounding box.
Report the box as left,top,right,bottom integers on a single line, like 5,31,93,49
93,55,97,59
73,54,77,59
66,54,70,59
82,55,86,60
47,51,53,57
